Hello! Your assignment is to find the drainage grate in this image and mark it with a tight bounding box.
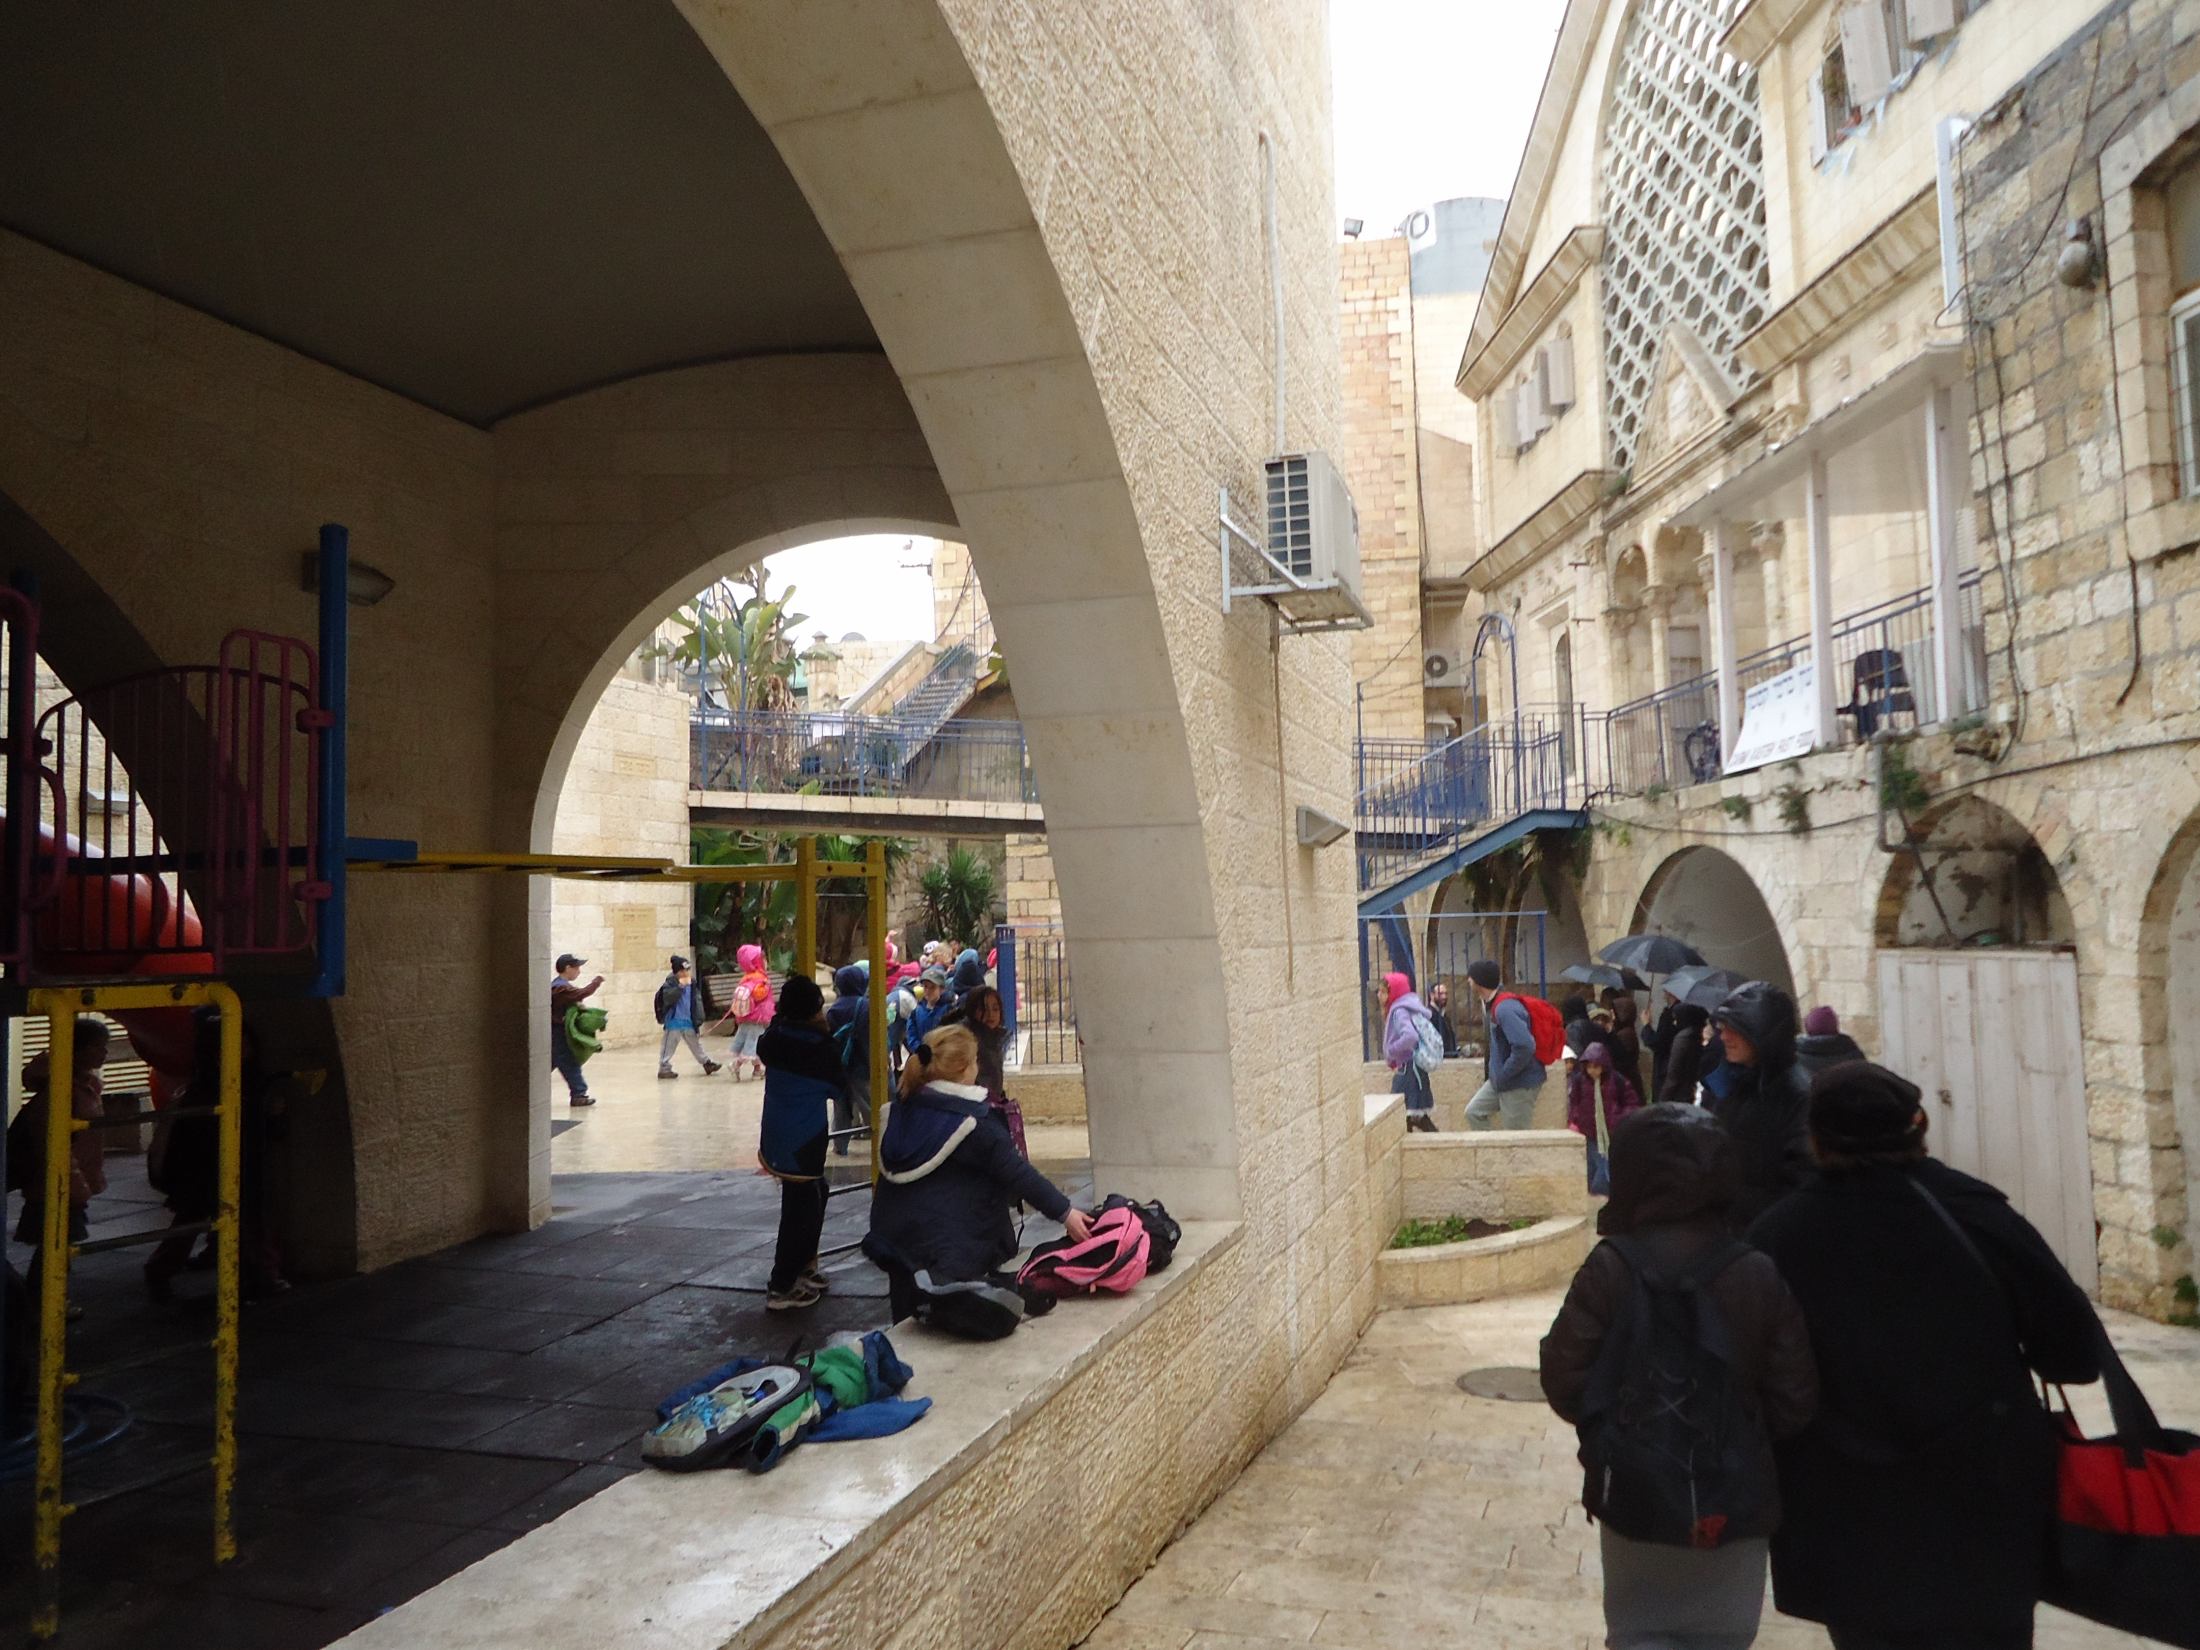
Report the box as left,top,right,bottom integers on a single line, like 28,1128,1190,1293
1457,1366,1544,1402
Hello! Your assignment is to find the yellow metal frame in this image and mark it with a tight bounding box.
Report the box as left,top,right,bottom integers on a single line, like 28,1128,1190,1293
353,841,893,1173
30,981,243,1641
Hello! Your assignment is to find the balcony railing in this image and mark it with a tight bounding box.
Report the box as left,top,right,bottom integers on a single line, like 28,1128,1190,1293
1356,705,1592,893
691,711,1037,807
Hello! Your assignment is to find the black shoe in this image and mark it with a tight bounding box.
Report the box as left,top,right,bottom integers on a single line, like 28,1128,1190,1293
702,1061,723,1076
569,1093,596,1107
657,1069,678,1081
1407,1112,1438,1133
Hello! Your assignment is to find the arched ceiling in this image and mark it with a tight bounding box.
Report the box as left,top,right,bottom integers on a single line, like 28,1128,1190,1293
0,1,878,427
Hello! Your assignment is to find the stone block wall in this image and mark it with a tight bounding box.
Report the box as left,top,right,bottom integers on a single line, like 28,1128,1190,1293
548,670,694,1047
1400,1129,1592,1224
1339,235,1427,740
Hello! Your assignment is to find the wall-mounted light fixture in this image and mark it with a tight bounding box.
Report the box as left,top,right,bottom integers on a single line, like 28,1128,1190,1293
1296,804,1350,848
299,550,397,606
1342,217,1365,239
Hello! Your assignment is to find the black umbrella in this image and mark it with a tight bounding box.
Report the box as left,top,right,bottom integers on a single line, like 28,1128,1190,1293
1664,964,1747,1010
1599,933,1707,974
1560,962,1648,992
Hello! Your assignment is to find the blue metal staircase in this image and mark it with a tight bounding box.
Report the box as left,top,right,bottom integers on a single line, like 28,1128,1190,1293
1356,708,1592,916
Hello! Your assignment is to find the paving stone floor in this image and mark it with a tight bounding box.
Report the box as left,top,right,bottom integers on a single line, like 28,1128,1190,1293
0,1133,1087,1649
1082,1291,2200,1650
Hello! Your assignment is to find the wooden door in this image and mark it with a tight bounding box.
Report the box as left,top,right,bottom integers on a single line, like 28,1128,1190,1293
1876,949,2096,1292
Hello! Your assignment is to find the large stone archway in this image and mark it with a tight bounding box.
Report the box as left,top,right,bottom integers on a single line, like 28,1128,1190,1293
1633,845,1796,996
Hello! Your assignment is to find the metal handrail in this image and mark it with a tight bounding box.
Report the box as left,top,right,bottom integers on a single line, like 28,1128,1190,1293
692,709,1036,806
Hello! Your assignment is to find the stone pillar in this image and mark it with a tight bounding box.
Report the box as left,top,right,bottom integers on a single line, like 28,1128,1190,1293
1805,451,1837,745
1925,382,1964,722
1708,525,1740,761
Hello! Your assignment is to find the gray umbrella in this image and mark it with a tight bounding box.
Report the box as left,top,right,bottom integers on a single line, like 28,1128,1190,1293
1599,933,1708,974
1664,964,1748,1010
1560,962,1648,992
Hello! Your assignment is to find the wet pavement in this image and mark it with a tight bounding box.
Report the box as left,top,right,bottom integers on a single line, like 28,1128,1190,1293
0,1152,1087,1648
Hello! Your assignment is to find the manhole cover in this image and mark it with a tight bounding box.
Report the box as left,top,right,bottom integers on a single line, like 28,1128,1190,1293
1457,1366,1543,1402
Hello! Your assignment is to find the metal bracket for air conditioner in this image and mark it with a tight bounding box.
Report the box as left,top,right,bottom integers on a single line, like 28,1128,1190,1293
1217,486,1372,635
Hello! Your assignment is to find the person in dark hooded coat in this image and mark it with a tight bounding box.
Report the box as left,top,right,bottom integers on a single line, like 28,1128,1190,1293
1541,1104,1819,1650
825,963,873,1157
948,947,987,1013
757,976,846,1311
1703,983,1814,1229
1749,1062,2101,1649
1792,1004,1866,1080
1653,1002,1711,1105
865,1024,1088,1325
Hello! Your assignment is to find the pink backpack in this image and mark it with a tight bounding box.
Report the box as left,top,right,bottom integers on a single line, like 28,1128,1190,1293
1016,1205,1151,1297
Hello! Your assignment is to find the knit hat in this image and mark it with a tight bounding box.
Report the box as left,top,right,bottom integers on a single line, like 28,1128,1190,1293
1466,959,1501,990
1802,1005,1840,1037
777,974,825,1022
1808,1060,1926,1155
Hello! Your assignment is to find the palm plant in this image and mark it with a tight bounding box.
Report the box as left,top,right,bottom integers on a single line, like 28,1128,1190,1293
689,826,914,972
917,846,998,951
652,568,808,715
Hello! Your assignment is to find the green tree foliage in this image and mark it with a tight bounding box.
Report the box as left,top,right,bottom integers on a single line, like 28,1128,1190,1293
688,827,913,973
917,846,998,951
651,569,809,715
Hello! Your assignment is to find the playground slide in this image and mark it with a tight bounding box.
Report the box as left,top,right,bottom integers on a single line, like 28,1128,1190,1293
18,815,208,1081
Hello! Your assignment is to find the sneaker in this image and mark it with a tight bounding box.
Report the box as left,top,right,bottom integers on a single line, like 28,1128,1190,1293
766,1281,823,1311
702,1060,723,1075
800,1267,832,1294
569,1093,596,1107
658,1069,678,1081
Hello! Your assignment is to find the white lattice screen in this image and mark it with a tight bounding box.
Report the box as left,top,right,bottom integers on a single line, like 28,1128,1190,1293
1599,0,1770,472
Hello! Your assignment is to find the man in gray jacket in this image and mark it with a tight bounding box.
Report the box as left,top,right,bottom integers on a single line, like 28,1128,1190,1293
1464,958,1548,1129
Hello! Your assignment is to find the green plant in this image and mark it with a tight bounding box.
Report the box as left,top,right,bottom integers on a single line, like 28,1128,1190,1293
2152,1226,2185,1251
918,846,999,951
2176,1273,2198,1305
1644,782,1670,805
649,568,809,715
1776,784,1811,836
1389,1215,1536,1249
1880,740,1932,814
688,826,913,972
1719,794,1753,822
1594,817,1634,850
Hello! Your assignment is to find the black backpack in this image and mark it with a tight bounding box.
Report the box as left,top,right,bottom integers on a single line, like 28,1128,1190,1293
1100,1194,1180,1272
1576,1235,1777,1550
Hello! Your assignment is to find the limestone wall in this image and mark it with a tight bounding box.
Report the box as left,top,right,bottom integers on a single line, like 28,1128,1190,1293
547,669,693,1048
1400,1129,1591,1223
1339,236,1426,740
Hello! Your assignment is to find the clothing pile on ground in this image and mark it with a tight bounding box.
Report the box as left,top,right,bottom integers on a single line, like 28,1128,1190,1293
642,1329,929,1474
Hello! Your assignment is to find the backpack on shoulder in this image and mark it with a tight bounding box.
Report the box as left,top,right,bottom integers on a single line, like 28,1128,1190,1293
1575,1235,1777,1550
1410,1009,1445,1073
1494,991,1567,1066
653,978,680,1026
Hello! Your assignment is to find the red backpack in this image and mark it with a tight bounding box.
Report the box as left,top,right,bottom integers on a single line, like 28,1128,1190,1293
1494,992,1567,1066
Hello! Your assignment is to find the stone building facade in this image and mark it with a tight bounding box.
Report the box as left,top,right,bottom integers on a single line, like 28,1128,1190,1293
1387,0,2198,1315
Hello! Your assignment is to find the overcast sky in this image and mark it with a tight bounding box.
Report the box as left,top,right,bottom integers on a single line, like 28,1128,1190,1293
778,2,1568,642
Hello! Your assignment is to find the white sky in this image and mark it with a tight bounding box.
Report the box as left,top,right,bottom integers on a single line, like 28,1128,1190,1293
776,3,1567,641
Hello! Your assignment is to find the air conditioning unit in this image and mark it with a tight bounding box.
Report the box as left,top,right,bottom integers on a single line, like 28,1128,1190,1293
1264,449,1362,593
1423,649,1465,688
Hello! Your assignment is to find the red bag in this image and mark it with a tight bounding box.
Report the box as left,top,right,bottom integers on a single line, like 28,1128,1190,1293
2042,1320,2200,1647
1493,992,1567,1066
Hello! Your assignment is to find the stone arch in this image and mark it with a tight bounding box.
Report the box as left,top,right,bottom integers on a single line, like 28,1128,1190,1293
1633,845,1795,996
2138,814,2200,1265
1873,794,2076,950
491,3,1242,1223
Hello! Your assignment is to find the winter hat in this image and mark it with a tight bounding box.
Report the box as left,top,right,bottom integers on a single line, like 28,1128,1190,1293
1807,1060,1926,1155
669,953,690,970
1579,1041,1611,1069
777,974,825,1022
1466,959,1501,991
1802,1005,1841,1037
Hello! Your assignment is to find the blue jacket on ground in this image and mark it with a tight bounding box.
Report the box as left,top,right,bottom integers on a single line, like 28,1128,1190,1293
1486,994,1542,1091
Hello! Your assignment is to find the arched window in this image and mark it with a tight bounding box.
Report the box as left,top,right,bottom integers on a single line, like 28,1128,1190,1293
1599,0,1770,472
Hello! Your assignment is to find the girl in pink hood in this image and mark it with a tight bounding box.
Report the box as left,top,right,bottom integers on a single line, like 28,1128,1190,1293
714,944,775,1082
1381,971,1439,1133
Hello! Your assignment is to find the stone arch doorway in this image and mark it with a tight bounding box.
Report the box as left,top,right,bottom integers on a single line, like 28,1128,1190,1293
1632,845,1794,996
492,4,1242,1227
2141,818,2200,1289
1874,794,2075,950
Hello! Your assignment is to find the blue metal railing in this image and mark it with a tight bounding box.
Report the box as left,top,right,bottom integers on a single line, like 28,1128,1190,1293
692,711,1036,806
1354,705,1593,895
994,921,1076,1067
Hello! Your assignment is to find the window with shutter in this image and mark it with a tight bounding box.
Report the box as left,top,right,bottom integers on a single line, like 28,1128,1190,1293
1808,62,1831,164
1902,0,1960,44
1839,1,1897,105
1548,329,1576,410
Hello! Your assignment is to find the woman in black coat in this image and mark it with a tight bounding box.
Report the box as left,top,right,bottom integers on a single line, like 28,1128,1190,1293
1748,1061,2101,1649
1653,1002,1710,1105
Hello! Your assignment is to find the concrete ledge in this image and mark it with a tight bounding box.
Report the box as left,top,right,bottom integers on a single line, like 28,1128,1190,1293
1401,1128,1591,1223
1010,1063,1086,1124
333,1222,1244,1650
1360,1059,1567,1131
1377,1214,1595,1308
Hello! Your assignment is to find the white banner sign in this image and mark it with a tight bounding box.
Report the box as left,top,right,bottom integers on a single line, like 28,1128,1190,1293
1723,661,1818,774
